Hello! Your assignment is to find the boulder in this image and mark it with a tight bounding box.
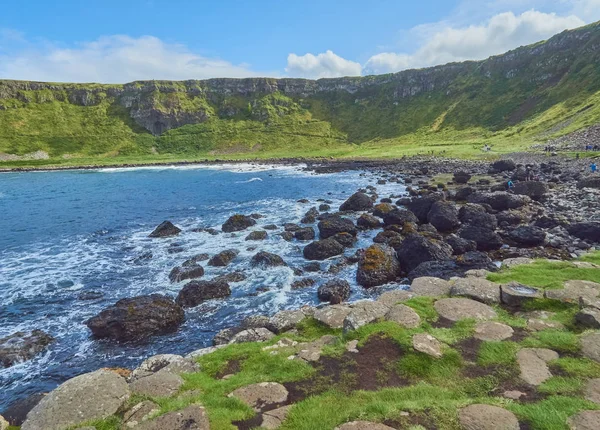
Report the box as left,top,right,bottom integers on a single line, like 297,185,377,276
245,230,268,241
500,283,543,307
294,227,315,241
356,244,401,288
385,304,421,328
0,330,54,368
213,271,246,283
434,298,497,322
395,234,452,273
568,410,600,430
228,382,288,411
545,280,600,304
513,181,549,201
130,369,184,397
208,249,239,267
130,354,198,381
427,201,460,232
450,278,501,304
134,404,209,430
148,221,181,238
458,404,519,430
412,333,443,358
467,192,529,211
357,214,382,229
453,171,472,184
314,305,352,329
567,222,600,243
445,234,477,255
577,177,600,189
86,295,184,341
373,203,396,218
318,279,351,303
517,348,559,386
584,378,600,405
454,186,476,201
318,215,357,239
222,214,257,232
582,332,600,363
251,251,287,268
459,204,498,230
261,405,292,429
497,210,527,226
343,301,389,332
491,159,517,172
377,290,415,307
339,192,373,211
169,265,204,283
458,225,503,251
474,322,514,341
176,280,231,308
21,370,130,430
332,232,357,248
121,400,160,429
268,310,305,334
577,308,600,329
408,252,496,281
507,226,546,247
382,209,418,227
405,194,445,223
303,238,345,260
229,328,275,344
410,277,452,296
301,207,319,224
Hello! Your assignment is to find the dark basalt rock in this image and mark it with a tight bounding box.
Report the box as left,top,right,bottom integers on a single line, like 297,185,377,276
408,251,496,280
294,227,316,241
458,225,504,251
454,186,476,201
467,192,529,211
404,193,445,223
318,279,351,303
317,215,357,239
176,280,231,308
491,159,517,172
303,238,345,260
567,222,600,243
86,295,184,341
356,244,401,288
373,203,396,218
331,232,356,248
250,251,287,268
291,278,316,290
213,271,247,283
577,177,600,189
395,233,452,273
208,249,239,267
169,265,205,283
148,221,181,238
0,330,54,368
496,210,526,226
382,209,418,226
507,226,546,247
357,213,382,229
459,204,498,230
339,192,373,211
222,214,257,233
445,234,477,255
513,181,549,201
301,207,319,224
245,230,268,241
453,171,472,184
427,201,460,232
182,254,210,266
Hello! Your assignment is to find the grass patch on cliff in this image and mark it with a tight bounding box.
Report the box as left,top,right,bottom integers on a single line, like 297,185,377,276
509,396,600,430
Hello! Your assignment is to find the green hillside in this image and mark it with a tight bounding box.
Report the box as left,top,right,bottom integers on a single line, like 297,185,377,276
2,21,600,166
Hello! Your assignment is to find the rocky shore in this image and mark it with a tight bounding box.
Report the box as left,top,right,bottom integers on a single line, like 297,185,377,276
3,153,600,430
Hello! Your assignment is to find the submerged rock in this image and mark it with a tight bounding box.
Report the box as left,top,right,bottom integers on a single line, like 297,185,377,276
250,251,287,268
148,221,181,238
86,295,184,341
208,249,239,267
176,280,231,308
0,330,54,368
168,265,204,283
222,214,257,232
303,238,345,260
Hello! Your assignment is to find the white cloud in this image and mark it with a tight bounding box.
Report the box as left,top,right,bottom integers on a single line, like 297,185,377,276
285,50,362,79
364,10,585,75
0,34,267,83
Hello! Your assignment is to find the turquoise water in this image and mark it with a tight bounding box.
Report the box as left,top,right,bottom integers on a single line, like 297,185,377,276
0,164,404,409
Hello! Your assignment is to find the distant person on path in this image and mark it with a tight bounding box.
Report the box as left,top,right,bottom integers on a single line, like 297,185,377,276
592,162,598,173
525,165,533,181
506,180,514,192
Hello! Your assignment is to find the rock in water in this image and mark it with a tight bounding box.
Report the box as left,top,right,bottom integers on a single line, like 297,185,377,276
148,221,181,238
207,249,239,267
21,369,130,430
176,280,231,308
339,192,373,211
318,279,351,303
250,251,287,268
168,265,204,283
85,295,185,341
303,238,345,260
404,194,445,223
317,215,357,239
221,214,256,232
0,330,54,368
382,209,418,226
356,244,400,288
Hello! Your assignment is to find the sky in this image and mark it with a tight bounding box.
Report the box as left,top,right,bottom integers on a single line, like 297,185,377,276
0,0,599,83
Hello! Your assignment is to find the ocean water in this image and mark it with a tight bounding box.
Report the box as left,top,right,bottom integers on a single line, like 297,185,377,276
0,164,406,409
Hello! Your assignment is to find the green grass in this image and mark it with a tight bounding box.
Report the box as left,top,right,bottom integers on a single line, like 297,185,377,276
521,330,581,353
478,341,520,366
551,357,600,378
538,377,584,395
509,396,600,430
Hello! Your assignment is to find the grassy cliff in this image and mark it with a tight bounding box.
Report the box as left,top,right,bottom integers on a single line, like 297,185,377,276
2,21,600,166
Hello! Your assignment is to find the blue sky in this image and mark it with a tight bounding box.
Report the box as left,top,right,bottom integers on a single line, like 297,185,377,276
1,0,599,82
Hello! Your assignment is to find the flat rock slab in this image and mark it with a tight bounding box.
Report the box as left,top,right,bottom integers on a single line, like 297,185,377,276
474,322,514,341
335,421,396,430
122,400,160,428
410,277,451,296
385,304,421,328
343,301,389,332
131,354,199,380
450,278,501,304
377,290,414,307
229,328,275,344
229,382,289,411
567,410,600,430
517,348,559,386
459,404,519,430
502,258,534,268
526,318,564,332
546,280,600,304
584,378,600,404
130,369,184,398
501,283,543,307
261,405,292,429
314,305,352,329
434,298,497,322
22,369,130,430
582,333,600,363
135,404,209,430
413,333,443,358
295,335,338,362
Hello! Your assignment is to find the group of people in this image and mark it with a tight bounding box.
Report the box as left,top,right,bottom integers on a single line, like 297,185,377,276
585,144,600,151
506,161,597,192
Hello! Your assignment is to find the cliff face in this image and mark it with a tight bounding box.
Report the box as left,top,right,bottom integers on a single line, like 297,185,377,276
1,21,600,156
